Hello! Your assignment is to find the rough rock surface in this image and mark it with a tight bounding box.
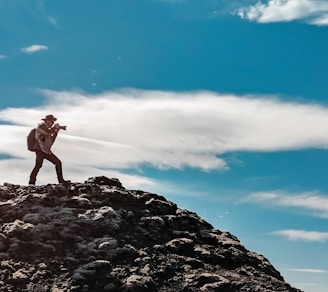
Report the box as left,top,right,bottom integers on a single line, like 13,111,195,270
0,176,302,292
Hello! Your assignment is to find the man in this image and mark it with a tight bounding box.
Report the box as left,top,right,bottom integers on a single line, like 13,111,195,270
29,114,69,185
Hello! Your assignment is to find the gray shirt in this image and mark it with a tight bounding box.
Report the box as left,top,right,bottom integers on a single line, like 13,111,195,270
35,123,58,154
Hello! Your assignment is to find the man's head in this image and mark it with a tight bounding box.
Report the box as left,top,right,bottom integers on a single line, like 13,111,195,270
42,114,57,122
42,114,57,127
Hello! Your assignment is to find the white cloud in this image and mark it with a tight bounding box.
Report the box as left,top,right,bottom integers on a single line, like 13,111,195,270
243,191,328,218
287,268,328,273
235,0,328,25
2,89,328,186
272,229,328,242
0,55,7,60
0,155,158,191
310,13,328,25
22,45,48,54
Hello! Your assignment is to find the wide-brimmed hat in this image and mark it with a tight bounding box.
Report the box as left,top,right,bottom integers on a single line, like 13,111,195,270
41,114,57,122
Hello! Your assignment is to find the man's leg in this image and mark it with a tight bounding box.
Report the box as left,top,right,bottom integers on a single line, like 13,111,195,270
29,151,45,185
46,153,67,183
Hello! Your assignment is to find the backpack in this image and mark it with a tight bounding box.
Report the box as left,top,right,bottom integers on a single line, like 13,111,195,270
27,128,38,151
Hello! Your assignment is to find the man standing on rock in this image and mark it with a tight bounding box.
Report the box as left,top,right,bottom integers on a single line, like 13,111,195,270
29,114,69,185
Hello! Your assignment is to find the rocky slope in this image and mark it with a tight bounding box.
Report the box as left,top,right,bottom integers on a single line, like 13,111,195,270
0,176,302,292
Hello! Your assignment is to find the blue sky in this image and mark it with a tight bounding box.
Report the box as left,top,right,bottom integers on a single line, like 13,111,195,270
0,0,328,291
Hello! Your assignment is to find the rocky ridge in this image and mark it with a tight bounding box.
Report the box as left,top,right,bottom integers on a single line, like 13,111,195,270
0,176,302,292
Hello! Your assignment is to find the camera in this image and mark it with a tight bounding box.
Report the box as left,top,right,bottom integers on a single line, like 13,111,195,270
54,124,67,131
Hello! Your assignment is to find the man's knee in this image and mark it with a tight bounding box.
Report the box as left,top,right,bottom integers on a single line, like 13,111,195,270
34,159,43,169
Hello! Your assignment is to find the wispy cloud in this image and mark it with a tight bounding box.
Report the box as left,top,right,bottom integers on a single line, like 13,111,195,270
21,44,48,54
287,268,328,273
2,89,328,186
243,191,328,218
272,229,328,242
235,0,328,26
158,0,187,2
48,16,60,28
0,55,7,60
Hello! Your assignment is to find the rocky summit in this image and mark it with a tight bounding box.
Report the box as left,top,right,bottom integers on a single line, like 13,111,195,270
0,176,302,292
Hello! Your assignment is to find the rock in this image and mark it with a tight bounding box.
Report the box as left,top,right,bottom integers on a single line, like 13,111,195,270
0,176,302,292
85,176,123,188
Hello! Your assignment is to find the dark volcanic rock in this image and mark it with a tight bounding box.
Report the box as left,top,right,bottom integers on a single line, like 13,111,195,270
0,177,302,292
